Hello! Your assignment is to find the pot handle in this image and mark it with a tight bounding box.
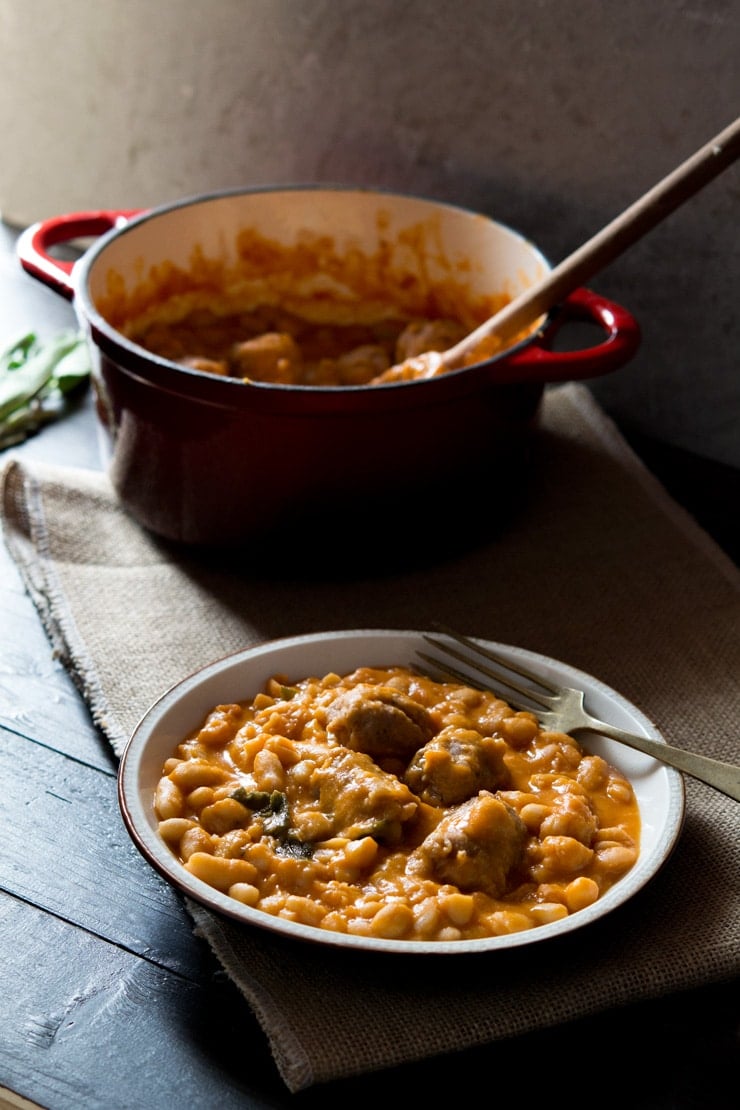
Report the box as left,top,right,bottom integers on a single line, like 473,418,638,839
16,209,142,301
500,287,641,382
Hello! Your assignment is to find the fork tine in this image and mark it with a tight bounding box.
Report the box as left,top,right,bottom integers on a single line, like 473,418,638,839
429,626,560,695
420,627,557,712
416,650,542,714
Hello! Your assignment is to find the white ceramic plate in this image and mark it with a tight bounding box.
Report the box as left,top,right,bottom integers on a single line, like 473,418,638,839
118,629,685,955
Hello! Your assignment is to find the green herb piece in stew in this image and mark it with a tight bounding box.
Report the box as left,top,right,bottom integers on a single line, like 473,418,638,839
229,787,313,857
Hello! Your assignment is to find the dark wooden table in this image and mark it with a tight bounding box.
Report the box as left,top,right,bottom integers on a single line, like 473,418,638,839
1,220,738,1110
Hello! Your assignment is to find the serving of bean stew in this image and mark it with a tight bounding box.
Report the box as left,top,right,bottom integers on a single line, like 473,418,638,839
154,665,640,943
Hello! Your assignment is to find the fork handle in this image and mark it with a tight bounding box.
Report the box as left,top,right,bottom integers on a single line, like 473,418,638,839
586,721,740,802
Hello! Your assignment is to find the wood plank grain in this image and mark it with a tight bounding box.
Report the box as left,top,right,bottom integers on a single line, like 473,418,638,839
0,893,284,1110
0,729,205,977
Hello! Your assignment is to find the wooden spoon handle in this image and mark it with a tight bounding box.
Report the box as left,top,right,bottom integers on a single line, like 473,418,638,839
446,115,740,365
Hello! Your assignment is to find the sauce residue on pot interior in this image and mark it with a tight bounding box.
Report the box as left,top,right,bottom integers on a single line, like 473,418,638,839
96,219,535,386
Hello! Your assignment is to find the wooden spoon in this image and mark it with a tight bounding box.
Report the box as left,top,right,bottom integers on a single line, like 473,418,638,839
404,115,740,380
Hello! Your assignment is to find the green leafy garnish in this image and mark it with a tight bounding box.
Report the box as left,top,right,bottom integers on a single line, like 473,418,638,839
0,331,91,450
231,788,290,835
229,787,314,858
230,787,273,811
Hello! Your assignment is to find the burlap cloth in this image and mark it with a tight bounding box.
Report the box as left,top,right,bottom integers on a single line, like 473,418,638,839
2,383,738,1092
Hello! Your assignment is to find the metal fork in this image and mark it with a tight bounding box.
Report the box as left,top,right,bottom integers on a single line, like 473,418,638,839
418,628,740,803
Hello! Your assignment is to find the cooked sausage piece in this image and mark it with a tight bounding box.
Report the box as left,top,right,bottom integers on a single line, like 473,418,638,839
308,744,419,842
326,684,435,761
409,791,527,897
230,332,303,383
404,726,510,806
334,344,391,385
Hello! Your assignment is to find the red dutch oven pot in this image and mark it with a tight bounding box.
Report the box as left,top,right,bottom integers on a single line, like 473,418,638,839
18,187,640,555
